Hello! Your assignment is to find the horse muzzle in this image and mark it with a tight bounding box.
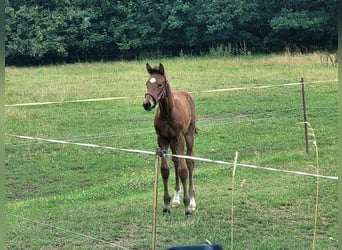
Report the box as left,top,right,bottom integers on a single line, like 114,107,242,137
143,92,157,111
143,100,155,111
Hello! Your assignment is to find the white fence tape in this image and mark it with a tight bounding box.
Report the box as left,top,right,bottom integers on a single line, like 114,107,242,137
5,97,129,107
7,134,338,180
5,79,337,107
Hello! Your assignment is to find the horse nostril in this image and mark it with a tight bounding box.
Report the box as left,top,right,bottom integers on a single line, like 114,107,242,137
143,102,152,111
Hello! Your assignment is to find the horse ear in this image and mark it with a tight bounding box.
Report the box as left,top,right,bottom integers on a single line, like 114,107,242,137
146,63,152,74
159,63,165,75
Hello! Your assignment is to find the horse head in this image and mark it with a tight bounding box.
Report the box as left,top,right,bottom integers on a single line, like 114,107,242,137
143,63,169,111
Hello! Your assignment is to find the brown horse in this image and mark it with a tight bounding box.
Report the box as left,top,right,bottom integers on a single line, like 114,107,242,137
143,63,196,217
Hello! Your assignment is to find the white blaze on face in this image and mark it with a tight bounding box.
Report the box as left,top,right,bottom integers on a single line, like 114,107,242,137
149,77,156,83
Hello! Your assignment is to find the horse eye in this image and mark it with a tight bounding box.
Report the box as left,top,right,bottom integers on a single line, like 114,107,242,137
158,84,163,88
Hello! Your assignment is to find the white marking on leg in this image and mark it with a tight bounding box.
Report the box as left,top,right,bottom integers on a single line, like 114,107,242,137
172,189,181,208
190,197,196,211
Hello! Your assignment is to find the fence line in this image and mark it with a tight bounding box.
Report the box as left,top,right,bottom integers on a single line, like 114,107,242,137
5,96,129,107
6,134,338,180
4,105,337,149
5,79,337,107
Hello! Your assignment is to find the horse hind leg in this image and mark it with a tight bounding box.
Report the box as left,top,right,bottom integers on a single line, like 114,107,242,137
187,157,196,211
179,165,191,217
185,132,196,211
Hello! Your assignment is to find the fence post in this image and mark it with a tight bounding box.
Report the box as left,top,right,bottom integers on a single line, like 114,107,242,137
152,151,159,250
301,77,309,154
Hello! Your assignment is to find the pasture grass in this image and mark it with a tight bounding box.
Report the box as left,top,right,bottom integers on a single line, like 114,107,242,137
5,53,337,249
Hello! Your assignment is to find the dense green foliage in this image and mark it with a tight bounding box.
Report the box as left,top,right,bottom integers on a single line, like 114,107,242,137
5,0,338,65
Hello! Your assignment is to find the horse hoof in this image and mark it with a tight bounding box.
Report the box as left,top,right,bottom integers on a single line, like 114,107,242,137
163,208,171,216
172,201,181,208
185,211,193,218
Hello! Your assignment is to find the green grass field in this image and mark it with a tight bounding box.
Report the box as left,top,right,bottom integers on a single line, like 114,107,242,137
5,53,337,249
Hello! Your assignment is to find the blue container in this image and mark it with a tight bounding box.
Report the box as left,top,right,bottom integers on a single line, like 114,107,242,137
165,244,223,250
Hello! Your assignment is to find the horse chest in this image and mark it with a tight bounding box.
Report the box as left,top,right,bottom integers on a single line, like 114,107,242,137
154,118,181,140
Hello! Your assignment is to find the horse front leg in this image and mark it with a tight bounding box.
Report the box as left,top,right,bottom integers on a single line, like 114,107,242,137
171,137,191,217
160,156,171,215
158,137,171,215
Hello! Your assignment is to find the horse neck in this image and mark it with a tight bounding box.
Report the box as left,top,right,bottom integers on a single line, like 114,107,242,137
158,83,174,117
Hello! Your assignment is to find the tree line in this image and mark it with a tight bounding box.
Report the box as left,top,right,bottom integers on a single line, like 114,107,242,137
5,0,338,65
